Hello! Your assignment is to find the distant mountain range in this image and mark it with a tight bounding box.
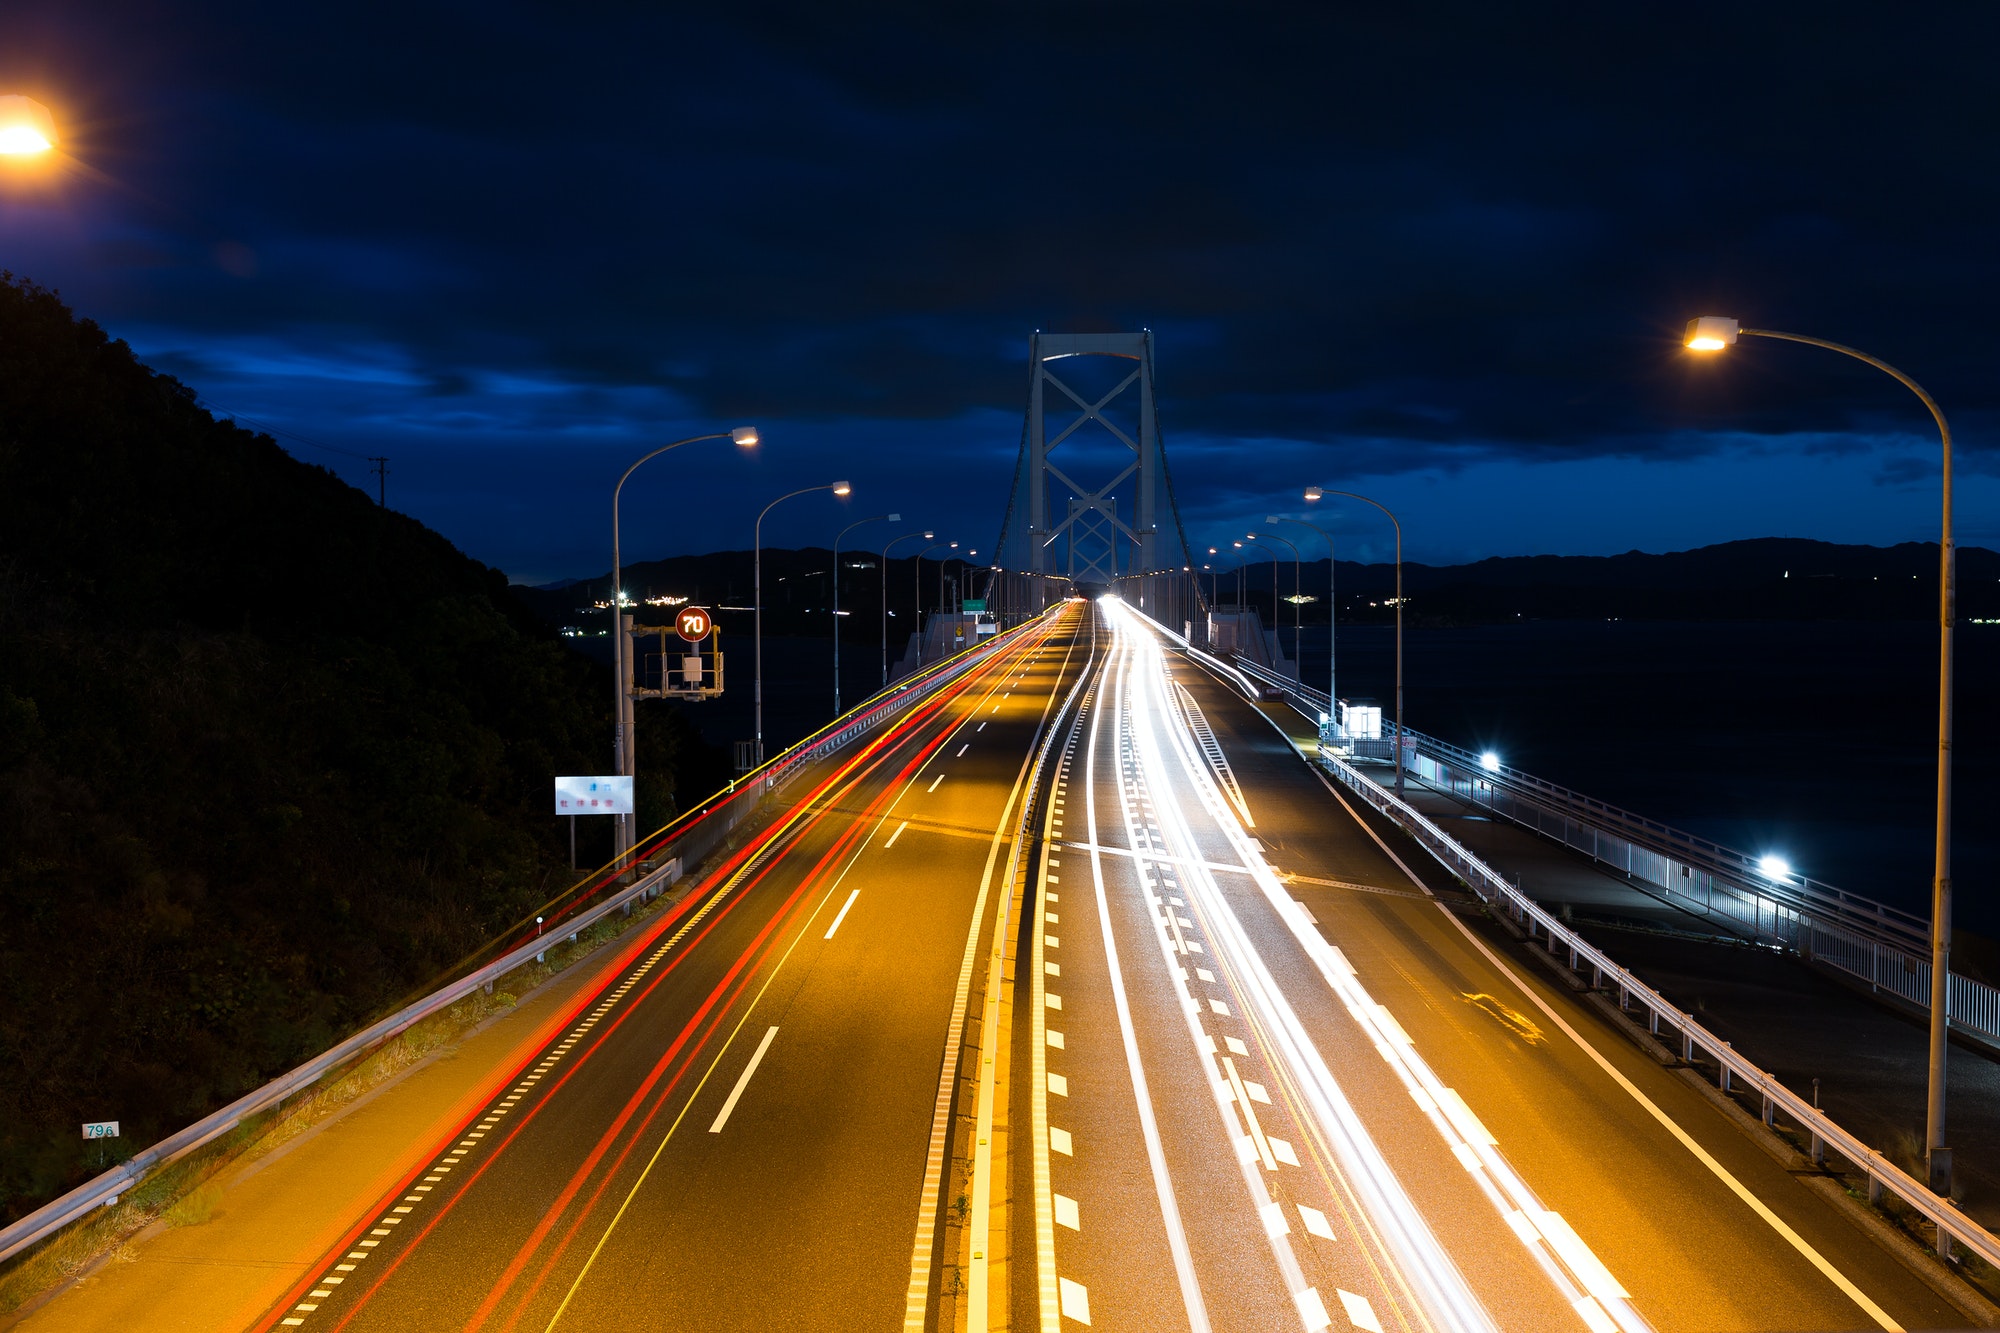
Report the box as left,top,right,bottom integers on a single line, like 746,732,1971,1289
514,537,2000,632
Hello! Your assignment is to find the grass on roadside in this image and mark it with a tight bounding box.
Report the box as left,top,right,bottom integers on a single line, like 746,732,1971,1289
0,883,686,1316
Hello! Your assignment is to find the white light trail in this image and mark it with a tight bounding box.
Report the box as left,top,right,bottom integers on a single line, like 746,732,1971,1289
1103,596,1655,1333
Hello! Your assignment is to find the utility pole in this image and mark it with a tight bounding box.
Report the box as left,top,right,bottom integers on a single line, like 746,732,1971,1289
368,457,389,507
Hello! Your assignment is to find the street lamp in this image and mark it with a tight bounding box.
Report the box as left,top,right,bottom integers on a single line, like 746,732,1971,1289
881,529,934,686
832,512,898,717
1306,486,1405,794
0,96,58,157
755,481,851,764
609,426,757,859
1685,313,1958,1194
913,541,955,665
1248,530,1303,675
1269,514,1338,721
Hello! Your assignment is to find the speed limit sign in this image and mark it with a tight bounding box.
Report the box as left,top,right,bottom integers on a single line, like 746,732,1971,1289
676,607,714,642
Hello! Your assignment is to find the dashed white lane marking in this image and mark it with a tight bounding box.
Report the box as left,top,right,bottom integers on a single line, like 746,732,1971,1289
928,773,946,792
1336,1287,1383,1331
885,819,909,848
707,1025,779,1134
957,743,970,756
1055,1193,1081,1230
824,888,862,940
1048,1072,1068,1095
1059,1277,1093,1324
1050,1127,1073,1155
978,721,987,731
1299,1205,1337,1240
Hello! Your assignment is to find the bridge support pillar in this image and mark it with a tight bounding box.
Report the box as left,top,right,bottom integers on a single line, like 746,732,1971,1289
1761,1095,1774,1125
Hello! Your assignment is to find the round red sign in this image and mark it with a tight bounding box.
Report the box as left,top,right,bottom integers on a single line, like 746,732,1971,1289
676,607,713,642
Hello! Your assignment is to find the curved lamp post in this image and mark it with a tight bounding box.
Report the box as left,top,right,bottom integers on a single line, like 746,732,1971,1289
755,481,851,764
881,529,934,686
831,512,898,717
1306,487,1404,794
610,427,757,858
1269,514,1338,720
1248,530,1303,674
1685,314,1957,1194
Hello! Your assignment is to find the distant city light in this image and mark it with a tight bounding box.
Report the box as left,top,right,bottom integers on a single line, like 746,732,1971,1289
1758,855,1792,880
1480,751,1501,773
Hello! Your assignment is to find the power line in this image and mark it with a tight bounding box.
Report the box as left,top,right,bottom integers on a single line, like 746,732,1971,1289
198,396,388,505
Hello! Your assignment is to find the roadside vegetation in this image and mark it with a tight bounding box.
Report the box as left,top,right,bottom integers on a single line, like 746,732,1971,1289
0,275,723,1231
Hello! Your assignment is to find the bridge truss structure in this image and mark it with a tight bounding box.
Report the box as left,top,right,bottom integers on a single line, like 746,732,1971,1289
994,330,1201,592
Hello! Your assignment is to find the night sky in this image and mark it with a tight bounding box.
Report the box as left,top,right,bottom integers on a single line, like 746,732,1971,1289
3,4,1996,582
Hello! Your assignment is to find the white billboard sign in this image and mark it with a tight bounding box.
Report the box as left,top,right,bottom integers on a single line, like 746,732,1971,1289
554,775,633,815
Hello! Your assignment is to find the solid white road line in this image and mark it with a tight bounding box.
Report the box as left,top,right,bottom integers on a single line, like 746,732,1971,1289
824,888,862,940
1086,627,1212,1332
708,1026,779,1133
1433,906,1903,1332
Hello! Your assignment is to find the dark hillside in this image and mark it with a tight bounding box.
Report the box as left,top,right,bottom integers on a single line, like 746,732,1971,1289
0,276,713,1224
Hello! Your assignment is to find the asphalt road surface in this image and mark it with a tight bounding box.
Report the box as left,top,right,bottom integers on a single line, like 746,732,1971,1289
1008,597,1967,1333
254,604,1090,1333
251,594,1973,1332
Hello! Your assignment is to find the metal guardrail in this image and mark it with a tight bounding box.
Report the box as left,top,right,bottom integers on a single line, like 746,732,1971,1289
1316,747,1999,1270
1218,652,2000,1052
0,853,686,1266
0,608,1055,1270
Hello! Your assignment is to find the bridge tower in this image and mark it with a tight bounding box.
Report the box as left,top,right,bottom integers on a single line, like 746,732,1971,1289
1022,331,1162,585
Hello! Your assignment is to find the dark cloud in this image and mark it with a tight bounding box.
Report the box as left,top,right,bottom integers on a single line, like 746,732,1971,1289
2,2,1995,576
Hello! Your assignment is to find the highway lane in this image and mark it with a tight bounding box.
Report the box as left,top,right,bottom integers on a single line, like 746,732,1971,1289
1017,599,1594,1333
1156,612,1970,1332
1008,597,1968,1332
253,603,1090,1333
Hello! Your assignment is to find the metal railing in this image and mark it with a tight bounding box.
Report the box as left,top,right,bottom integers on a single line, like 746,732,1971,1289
1217,651,2000,1052
1316,746,1999,1269
0,606,1054,1269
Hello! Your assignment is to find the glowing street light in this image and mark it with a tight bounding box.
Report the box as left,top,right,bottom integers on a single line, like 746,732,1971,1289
0,95,57,156
1685,312,1957,1194
754,481,851,765
1307,487,1406,794
1758,855,1791,881
881,529,935,686
1480,751,1501,774
609,427,758,860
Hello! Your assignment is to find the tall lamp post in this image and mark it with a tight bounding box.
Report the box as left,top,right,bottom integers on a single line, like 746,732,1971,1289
755,481,851,764
1248,530,1303,674
1270,514,1338,722
1306,487,1403,794
610,427,758,859
832,512,898,717
1685,314,1957,1195
881,529,934,685
912,541,955,660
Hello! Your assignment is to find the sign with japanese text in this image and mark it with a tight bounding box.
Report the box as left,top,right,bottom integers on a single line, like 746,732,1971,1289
554,775,634,815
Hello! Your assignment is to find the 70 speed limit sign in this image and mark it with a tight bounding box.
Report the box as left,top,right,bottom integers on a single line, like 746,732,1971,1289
676,607,714,641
